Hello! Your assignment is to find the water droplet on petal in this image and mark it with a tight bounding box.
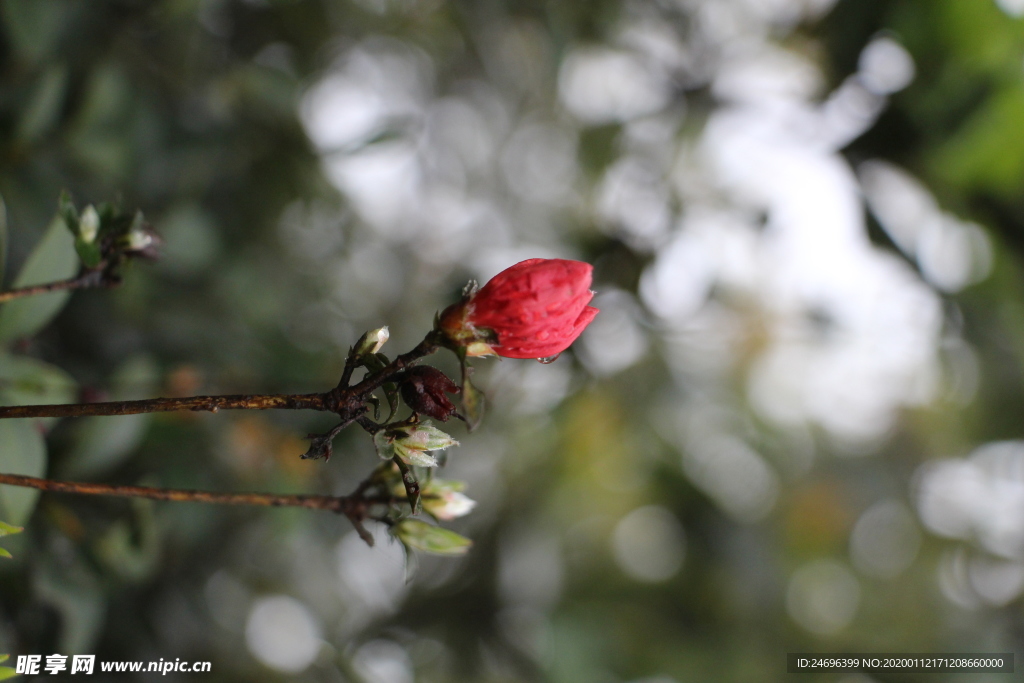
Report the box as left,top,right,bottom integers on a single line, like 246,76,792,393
537,354,561,364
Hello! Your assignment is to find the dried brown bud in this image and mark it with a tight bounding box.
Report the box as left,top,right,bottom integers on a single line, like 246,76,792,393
399,366,461,422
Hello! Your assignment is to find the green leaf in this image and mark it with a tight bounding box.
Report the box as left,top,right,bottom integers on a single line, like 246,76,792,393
0,216,78,345
0,193,7,286
393,519,472,556
0,0,66,64
0,521,24,537
0,522,19,558
34,555,105,653
15,63,68,143
0,352,77,432
61,355,158,478
0,352,77,406
94,498,160,581
0,665,16,680
0,419,47,525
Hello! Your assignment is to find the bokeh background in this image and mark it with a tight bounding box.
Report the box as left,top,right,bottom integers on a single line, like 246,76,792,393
2,0,1024,680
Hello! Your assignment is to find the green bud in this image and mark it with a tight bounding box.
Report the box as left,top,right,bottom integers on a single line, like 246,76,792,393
421,479,476,520
393,519,472,556
354,326,389,356
373,422,458,468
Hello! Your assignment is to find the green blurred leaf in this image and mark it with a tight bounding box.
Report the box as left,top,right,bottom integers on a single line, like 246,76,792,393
62,355,158,479
0,520,24,559
95,498,160,581
0,216,78,345
34,556,105,653
393,519,472,556
929,83,1024,198
68,64,133,179
15,63,67,143
0,0,66,64
0,193,7,286
0,352,77,407
0,521,24,537
0,420,46,525
0,664,15,680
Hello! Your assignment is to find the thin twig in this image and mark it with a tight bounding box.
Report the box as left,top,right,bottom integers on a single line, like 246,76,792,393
0,332,443,422
0,392,330,420
0,473,417,546
0,271,110,305
0,472,352,511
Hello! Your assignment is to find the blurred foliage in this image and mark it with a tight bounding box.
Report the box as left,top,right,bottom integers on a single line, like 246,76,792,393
1,0,1024,682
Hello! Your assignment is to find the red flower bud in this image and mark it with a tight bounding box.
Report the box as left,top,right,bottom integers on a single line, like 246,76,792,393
439,258,599,359
399,366,461,422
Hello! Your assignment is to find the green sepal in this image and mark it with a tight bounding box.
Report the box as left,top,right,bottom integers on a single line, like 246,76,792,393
461,373,485,432
382,381,399,422
366,395,381,421
393,519,472,556
58,190,79,236
74,238,102,268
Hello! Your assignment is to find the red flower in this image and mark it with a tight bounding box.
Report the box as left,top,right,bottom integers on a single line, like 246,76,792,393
440,258,599,359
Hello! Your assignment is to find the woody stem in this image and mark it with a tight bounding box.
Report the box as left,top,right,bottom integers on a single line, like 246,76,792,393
0,472,365,512
0,270,112,304
0,332,444,421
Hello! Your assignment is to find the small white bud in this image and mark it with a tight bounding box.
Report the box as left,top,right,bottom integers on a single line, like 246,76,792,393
80,205,100,243
127,229,154,251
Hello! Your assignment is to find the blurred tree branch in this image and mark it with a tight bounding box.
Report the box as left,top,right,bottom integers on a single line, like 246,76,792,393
0,472,410,546
0,269,118,304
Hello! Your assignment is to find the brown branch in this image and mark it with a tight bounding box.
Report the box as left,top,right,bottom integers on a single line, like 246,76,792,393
0,472,415,546
0,392,330,420
0,472,353,510
0,331,444,422
0,271,110,304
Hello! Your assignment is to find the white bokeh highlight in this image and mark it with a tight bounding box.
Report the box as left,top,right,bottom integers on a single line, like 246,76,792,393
245,595,322,673
612,505,686,582
786,560,860,635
